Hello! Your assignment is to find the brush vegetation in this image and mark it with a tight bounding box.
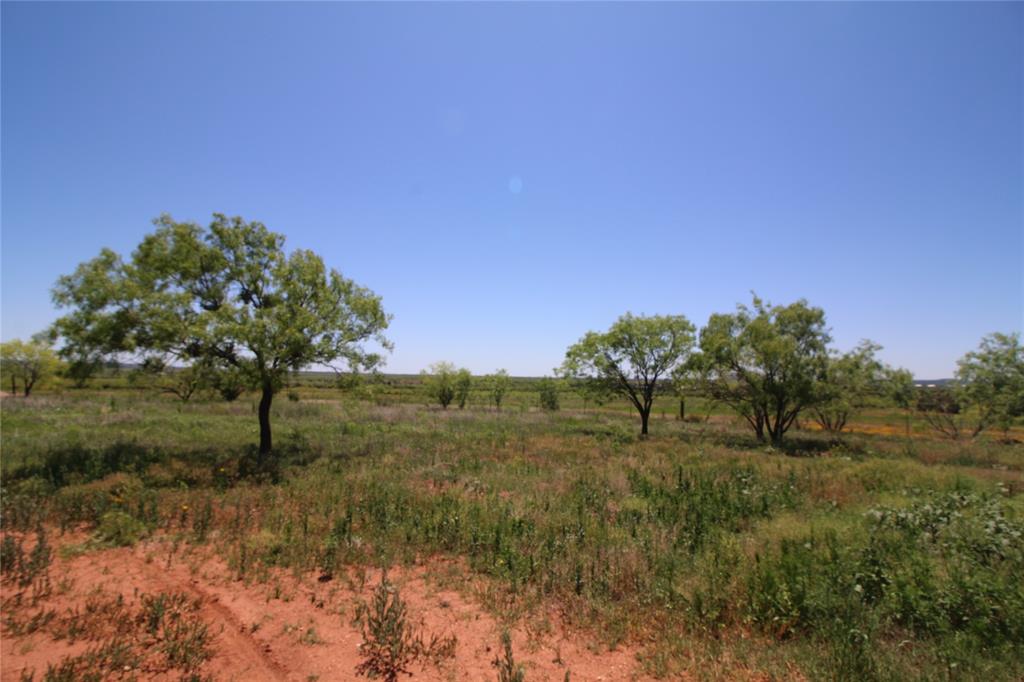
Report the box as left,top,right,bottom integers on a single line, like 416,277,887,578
2,380,1022,680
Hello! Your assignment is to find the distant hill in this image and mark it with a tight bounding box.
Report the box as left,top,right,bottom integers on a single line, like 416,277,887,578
914,379,954,388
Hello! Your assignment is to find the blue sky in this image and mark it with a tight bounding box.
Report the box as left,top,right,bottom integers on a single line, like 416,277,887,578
2,2,1021,378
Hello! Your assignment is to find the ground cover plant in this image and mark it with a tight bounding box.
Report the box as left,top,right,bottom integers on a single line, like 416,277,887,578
1,379,1022,680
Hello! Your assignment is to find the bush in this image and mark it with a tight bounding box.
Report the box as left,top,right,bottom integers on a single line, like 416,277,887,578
95,510,148,547
354,575,457,681
537,378,559,411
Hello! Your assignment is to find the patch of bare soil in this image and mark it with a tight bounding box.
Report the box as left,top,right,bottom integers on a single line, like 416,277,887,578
1,532,654,681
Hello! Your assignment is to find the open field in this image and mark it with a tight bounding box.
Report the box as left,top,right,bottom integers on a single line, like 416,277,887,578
2,385,1022,681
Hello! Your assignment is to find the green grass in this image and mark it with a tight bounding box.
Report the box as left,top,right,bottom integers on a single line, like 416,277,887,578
2,386,1022,680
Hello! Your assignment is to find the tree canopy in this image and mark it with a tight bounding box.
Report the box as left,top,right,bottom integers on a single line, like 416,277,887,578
422,362,459,409
487,369,512,410
50,213,391,455
560,313,695,436
691,296,830,444
916,333,1023,441
812,340,890,435
454,368,473,409
0,337,60,397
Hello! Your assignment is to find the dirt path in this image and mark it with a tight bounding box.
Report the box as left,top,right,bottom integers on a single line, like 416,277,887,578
1,533,654,681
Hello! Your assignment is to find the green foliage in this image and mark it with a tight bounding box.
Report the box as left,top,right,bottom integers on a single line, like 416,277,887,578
886,367,916,410
956,332,1024,439
354,575,415,681
492,630,525,682
487,369,512,410
3,387,1023,679
50,213,391,454
454,368,473,409
94,510,148,547
537,377,560,411
813,341,891,435
11,590,211,680
561,313,695,436
133,357,217,402
354,575,455,680
691,296,831,444
61,353,103,388
212,365,250,401
0,526,52,590
422,362,459,409
733,491,1024,679
1,337,61,396
917,333,1024,441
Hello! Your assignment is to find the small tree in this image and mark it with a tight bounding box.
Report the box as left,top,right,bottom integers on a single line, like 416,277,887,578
422,362,457,409
488,369,512,410
212,365,250,402
537,377,560,411
0,338,60,397
923,332,1024,441
131,355,214,403
691,296,830,445
0,342,19,394
61,352,103,388
886,367,917,442
162,361,216,403
917,385,967,440
454,368,473,409
812,340,890,436
51,213,390,456
670,356,704,421
560,313,695,436
956,332,1024,440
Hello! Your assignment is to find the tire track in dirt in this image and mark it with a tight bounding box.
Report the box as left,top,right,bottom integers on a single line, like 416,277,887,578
3,533,659,681
137,563,289,681
76,546,291,681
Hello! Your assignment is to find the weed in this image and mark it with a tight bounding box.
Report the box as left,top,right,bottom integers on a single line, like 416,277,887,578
354,574,457,681
354,575,417,681
94,510,147,547
3,389,1023,679
492,629,525,682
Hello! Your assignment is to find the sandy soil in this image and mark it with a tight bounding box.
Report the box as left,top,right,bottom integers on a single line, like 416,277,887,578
1,532,653,681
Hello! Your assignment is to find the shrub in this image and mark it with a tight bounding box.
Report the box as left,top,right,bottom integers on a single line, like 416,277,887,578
354,575,457,681
492,630,525,682
94,511,147,547
537,378,559,411
354,575,417,681
422,362,459,409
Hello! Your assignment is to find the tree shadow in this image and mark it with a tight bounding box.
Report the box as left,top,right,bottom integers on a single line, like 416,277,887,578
775,436,834,457
676,427,843,458
4,441,287,490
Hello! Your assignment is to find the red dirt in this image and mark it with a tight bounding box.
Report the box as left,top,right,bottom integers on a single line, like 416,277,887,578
1,533,655,681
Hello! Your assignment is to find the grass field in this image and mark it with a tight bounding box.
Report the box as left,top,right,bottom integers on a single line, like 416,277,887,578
1,381,1022,681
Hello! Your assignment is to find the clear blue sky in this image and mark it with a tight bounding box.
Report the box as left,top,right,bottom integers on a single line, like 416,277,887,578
2,2,1021,378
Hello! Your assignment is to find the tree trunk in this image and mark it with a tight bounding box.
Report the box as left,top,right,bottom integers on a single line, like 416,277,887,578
10,375,16,395
640,409,650,437
23,381,33,398
678,397,685,421
258,383,274,457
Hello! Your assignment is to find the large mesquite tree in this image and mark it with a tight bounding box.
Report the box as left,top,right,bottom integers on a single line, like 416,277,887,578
691,297,830,445
51,214,391,456
560,313,695,436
